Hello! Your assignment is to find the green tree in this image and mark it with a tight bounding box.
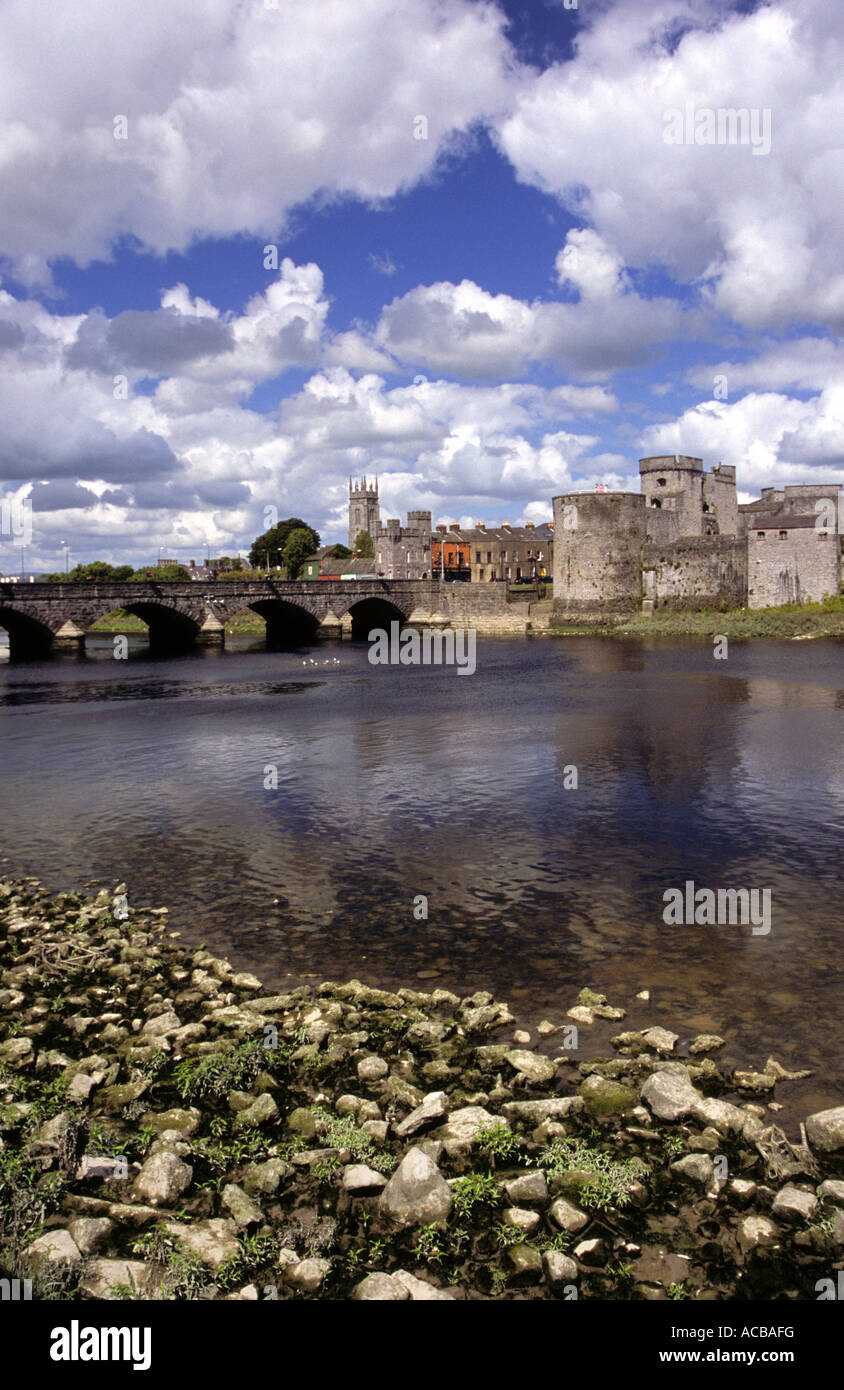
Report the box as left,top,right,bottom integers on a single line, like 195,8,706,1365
331,543,352,559
354,530,374,558
249,519,319,570
282,527,318,579
44,561,135,582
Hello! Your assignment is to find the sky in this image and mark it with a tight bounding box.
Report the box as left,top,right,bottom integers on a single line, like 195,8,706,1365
0,0,842,570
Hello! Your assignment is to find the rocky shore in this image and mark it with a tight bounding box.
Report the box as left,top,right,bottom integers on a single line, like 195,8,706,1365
1,878,842,1301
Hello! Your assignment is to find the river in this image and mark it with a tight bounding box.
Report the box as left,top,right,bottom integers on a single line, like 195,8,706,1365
1,632,842,1117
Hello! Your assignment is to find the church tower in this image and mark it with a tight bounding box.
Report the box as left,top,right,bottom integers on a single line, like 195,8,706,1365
349,476,380,547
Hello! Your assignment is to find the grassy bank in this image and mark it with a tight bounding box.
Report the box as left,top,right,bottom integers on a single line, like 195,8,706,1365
88,610,267,636
1,878,841,1301
551,595,844,640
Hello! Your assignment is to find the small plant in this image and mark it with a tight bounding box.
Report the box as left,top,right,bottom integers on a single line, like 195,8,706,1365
411,1223,445,1265
132,1225,209,1300
668,1281,689,1300
543,1138,644,1209
452,1171,500,1219
492,1222,525,1250
477,1123,522,1168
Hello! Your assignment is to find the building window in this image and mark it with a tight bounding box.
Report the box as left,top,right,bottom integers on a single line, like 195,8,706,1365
818,531,829,540
779,530,788,539
652,499,662,508
657,477,667,486
475,551,481,563
756,532,765,539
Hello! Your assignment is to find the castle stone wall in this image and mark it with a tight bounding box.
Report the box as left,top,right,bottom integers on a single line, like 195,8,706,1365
552,493,645,614
645,537,747,609
747,531,841,609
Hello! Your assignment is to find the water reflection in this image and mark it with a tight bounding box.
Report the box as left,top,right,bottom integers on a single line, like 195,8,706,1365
0,635,841,1114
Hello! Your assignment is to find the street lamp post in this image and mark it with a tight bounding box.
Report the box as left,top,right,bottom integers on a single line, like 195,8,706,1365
61,540,69,575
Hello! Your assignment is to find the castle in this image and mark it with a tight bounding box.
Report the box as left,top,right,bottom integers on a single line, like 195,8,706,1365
552,457,843,615
348,477,432,577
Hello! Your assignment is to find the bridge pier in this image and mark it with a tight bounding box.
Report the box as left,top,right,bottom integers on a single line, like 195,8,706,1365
197,614,226,648
52,620,87,652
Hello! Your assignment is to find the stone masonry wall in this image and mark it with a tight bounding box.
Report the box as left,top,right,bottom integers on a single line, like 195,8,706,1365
644,538,747,610
747,532,841,609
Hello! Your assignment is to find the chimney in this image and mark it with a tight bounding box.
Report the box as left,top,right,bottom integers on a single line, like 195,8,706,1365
436,523,447,533
525,522,534,530
449,523,460,532
501,522,511,530
475,521,485,530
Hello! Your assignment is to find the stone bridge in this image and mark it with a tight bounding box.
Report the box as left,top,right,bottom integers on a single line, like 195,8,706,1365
0,578,516,658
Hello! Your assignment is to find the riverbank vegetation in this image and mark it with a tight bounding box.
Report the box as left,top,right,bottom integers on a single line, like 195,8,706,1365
1,879,840,1302
552,595,844,641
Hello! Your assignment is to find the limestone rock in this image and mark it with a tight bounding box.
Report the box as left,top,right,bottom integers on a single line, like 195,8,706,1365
165,1218,239,1267
393,1269,456,1300
67,1217,115,1256
342,1164,387,1194
395,1090,447,1138
771,1184,818,1222
134,1150,193,1207
379,1146,453,1228
737,1214,779,1256
24,1229,81,1268
806,1106,844,1154
543,1250,579,1290
78,1259,163,1299
504,1171,549,1207
640,1071,702,1121
352,1272,409,1300
222,1183,264,1229
549,1197,589,1234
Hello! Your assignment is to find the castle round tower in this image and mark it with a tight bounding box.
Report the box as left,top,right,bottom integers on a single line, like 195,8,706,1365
552,492,645,614
639,455,704,538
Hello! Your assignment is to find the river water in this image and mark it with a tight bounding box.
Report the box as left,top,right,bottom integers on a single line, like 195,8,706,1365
1,633,842,1117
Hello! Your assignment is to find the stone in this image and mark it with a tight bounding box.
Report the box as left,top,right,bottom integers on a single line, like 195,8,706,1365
543,1250,579,1289
640,1071,702,1122
567,1006,595,1025
286,1258,331,1293
222,1183,264,1229
286,1107,317,1139
806,1106,844,1154
504,1171,549,1206
501,1097,583,1124
165,1218,239,1268
393,1270,456,1300
24,1229,81,1268
728,1179,757,1206
505,1245,543,1281
242,1159,292,1197
549,1197,589,1234
76,1155,129,1182
817,1180,844,1206
139,1107,202,1137
361,1120,389,1145
435,1106,506,1147
641,1027,678,1054
573,1237,607,1266
670,1153,715,1187
691,1096,744,1135
379,1146,453,1228
67,1217,115,1256
357,1055,389,1082
0,1037,33,1065
98,1080,149,1113
689,1034,726,1053
234,1093,278,1127
134,1150,192,1207
733,1070,776,1094
342,1164,387,1194
513,1030,531,1045
78,1259,163,1299
771,1185,818,1222
141,1010,181,1038
737,1215,779,1256
580,1074,637,1117
504,1049,557,1083
537,1021,558,1037
502,1206,541,1236
395,1090,448,1138
352,1272,409,1301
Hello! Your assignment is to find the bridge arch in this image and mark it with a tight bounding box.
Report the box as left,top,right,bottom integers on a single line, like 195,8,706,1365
0,605,56,659
244,598,320,647
116,601,200,652
341,596,410,640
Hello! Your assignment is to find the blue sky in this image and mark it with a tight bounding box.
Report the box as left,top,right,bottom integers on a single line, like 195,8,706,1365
0,0,841,570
